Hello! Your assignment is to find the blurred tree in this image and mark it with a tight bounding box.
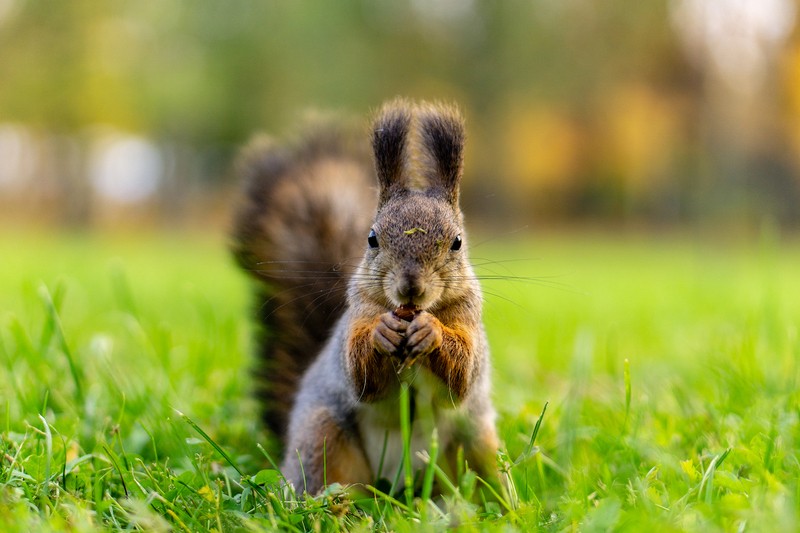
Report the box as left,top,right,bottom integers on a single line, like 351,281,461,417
0,0,797,230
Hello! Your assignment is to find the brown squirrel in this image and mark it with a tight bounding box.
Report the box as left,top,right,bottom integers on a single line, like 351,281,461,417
232,99,498,495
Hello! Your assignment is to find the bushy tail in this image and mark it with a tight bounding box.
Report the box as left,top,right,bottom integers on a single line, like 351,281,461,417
231,122,376,438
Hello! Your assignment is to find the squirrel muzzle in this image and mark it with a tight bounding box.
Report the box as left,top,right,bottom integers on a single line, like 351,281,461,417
396,272,425,304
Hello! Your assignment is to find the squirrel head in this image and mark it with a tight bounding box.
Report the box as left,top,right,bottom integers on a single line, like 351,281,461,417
354,99,476,311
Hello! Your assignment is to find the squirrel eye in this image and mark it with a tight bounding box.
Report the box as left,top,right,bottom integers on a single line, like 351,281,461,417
368,229,379,248
450,235,462,251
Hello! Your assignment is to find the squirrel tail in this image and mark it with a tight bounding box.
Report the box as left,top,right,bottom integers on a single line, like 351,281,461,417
231,121,376,438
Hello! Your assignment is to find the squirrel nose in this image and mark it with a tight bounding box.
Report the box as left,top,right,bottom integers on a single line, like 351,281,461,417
398,274,425,302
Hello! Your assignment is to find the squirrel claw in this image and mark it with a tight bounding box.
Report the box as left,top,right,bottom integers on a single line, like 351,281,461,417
403,312,443,360
373,312,408,357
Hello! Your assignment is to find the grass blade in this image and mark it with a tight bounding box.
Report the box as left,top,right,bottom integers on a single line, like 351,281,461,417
623,358,631,432
38,284,84,403
699,448,732,504
420,428,439,501
514,402,548,465
37,414,52,488
399,382,414,508
177,410,265,496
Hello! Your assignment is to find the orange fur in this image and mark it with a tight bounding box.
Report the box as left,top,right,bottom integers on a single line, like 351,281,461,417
346,317,399,402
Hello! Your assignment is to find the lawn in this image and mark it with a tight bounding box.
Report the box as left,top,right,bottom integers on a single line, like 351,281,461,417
1,229,798,531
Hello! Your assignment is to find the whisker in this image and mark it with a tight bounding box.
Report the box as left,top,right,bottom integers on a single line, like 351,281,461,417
460,276,584,295
257,283,353,320
298,282,350,328
464,225,530,252
479,289,530,310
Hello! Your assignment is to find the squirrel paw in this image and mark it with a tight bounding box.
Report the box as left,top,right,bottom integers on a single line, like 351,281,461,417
405,312,443,359
372,312,408,357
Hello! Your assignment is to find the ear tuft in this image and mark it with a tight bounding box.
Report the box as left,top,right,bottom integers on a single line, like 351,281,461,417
417,102,465,205
372,99,413,204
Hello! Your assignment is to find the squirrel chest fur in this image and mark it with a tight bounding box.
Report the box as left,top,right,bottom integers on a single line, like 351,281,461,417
232,99,498,495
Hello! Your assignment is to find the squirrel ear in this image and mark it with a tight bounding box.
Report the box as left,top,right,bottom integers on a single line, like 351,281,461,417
372,99,413,205
418,102,465,206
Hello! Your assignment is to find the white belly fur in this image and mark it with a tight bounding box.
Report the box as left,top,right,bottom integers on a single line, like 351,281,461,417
357,366,459,484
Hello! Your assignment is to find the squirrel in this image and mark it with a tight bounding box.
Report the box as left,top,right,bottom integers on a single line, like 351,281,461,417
231,99,499,495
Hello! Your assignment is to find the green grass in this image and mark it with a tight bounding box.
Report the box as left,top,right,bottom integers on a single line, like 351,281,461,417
1,229,799,531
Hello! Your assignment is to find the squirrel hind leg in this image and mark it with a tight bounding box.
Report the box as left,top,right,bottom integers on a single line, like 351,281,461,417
444,415,501,490
282,407,372,495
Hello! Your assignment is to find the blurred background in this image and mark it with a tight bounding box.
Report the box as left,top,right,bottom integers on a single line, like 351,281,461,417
0,0,798,235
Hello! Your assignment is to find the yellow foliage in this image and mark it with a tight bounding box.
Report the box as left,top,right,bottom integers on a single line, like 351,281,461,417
645,485,664,506
600,84,683,191
680,459,700,482
780,40,800,172
76,19,144,129
198,485,216,503
501,103,581,190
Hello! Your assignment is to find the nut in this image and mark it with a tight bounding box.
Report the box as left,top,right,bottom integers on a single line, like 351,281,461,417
393,303,419,322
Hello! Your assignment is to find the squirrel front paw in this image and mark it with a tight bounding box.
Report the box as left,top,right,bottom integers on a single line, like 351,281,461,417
405,312,443,359
372,312,408,357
